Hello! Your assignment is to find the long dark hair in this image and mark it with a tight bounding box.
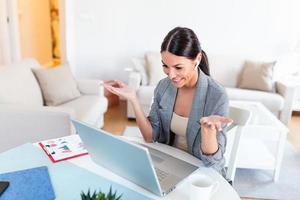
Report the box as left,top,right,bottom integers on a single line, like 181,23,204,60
160,27,210,76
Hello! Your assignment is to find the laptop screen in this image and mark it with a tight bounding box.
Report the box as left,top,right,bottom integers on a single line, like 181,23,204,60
72,120,162,195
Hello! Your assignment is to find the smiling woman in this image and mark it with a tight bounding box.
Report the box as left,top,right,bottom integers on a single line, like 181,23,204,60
103,27,232,174
161,51,199,88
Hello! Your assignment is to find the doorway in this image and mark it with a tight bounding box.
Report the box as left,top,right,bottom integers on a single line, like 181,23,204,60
1,0,65,67
49,0,61,66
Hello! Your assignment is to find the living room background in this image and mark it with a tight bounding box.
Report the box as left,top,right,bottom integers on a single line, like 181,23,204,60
63,0,300,81
1,0,300,80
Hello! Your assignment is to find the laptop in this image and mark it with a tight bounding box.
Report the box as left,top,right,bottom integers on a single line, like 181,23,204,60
72,120,198,196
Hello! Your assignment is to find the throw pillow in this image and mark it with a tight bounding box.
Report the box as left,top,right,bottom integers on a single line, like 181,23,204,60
145,52,166,85
238,60,276,92
32,64,81,106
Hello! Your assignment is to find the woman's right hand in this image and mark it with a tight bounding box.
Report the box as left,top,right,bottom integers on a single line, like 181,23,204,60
103,80,137,102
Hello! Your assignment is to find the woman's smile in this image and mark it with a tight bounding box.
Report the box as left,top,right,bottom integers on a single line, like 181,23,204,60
172,77,184,85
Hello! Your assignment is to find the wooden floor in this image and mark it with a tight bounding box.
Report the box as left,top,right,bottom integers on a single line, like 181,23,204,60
103,101,137,135
287,111,300,153
103,100,300,200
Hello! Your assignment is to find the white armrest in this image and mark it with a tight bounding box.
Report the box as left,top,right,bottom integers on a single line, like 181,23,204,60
131,57,148,85
76,79,104,96
276,80,296,125
126,71,142,119
0,105,72,152
128,71,142,90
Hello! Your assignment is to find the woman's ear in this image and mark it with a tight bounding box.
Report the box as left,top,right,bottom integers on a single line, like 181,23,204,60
194,53,202,70
197,52,202,62
194,60,200,70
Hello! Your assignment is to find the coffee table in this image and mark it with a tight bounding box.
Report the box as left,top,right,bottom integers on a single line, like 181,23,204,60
229,101,289,181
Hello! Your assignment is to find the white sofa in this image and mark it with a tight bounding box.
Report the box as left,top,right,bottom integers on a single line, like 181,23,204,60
127,53,295,125
0,59,108,152
0,106,72,152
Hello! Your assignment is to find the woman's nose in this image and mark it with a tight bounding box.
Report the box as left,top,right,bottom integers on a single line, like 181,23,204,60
168,69,176,79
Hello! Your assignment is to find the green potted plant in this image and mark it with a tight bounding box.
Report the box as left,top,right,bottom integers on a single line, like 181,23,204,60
81,187,122,200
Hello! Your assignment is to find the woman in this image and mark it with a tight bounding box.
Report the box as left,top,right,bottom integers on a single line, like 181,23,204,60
104,27,232,172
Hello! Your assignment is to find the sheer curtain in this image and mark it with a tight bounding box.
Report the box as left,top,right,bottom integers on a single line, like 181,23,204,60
0,0,21,65
0,0,11,65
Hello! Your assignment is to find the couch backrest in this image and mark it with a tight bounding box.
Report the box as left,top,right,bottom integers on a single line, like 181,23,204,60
0,58,44,106
134,52,247,88
208,53,246,87
134,52,281,88
8,58,40,69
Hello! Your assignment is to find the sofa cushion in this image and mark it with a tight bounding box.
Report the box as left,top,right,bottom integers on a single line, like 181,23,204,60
33,65,81,106
238,60,276,92
226,87,284,113
145,52,166,85
56,95,108,126
0,66,43,106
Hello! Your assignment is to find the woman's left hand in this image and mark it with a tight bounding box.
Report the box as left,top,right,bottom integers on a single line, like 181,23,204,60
200,115,233,132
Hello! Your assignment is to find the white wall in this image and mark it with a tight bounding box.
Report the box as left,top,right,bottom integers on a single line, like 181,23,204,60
66,0,300,81
0,43,3,65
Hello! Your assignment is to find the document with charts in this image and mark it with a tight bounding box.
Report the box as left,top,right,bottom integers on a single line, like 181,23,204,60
39,134,88,163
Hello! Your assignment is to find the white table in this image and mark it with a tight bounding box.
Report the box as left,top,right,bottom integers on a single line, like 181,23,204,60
230,101,289,181
69,136,240,200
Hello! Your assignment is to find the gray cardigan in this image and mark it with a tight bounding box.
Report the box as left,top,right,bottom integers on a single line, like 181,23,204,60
148,69,229,172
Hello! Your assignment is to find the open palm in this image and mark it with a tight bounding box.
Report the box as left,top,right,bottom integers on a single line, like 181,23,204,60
103,80,136,101
200,115,233,131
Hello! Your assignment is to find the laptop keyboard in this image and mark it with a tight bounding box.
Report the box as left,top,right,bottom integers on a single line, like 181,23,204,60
150,154,164,163
155,167,169,182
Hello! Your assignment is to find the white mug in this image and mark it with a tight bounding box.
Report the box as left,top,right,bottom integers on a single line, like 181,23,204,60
189,174,219,200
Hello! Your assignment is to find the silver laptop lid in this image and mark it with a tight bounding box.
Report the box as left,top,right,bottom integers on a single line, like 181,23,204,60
72,120,163,196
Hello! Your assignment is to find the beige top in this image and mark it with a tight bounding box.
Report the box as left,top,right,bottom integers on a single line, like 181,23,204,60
170,112,189,152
